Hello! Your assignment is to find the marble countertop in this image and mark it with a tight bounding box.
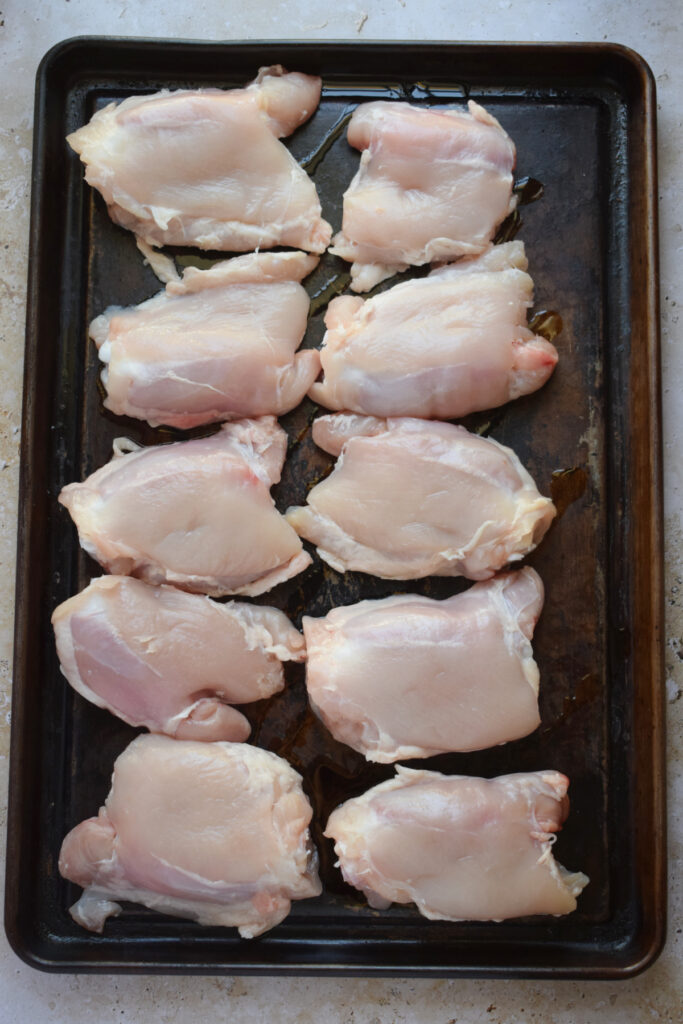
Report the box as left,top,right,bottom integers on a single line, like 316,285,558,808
1,2,681,1021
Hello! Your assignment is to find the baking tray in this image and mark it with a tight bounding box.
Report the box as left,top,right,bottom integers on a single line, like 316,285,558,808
5,38,664,977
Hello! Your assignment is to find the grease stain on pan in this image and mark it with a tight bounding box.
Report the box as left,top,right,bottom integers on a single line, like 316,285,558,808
551,466,588,518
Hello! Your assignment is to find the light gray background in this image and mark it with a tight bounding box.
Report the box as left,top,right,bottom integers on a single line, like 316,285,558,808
1,2,680,1021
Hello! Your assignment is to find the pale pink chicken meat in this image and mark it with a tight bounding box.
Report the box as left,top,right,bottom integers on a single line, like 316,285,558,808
310,241,558,419
325,768,588,920
90,251,320,429
59,417,311,597
67,66,332,253
59,735,322,937
329,100,517,291
303,567,544,762
286,415,555,581
52,575,306,743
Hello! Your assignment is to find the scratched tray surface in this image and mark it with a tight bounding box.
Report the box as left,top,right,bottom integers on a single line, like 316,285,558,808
7,40,663,976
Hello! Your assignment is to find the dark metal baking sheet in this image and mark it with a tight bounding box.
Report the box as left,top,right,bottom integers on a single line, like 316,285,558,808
5,38,664,977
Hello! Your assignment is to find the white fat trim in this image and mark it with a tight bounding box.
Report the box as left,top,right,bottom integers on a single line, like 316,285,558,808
135,236,180,284
112,437,142,457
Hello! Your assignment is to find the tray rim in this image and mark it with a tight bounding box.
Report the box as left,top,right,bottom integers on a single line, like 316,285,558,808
4,35,665,979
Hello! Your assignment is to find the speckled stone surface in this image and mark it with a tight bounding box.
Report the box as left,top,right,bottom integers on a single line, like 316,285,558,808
1,2,681,1020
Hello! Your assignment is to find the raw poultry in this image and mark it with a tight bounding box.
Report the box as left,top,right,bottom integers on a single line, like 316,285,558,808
60,735,321,937
310,241,558,419
326,768,588,920
286,414,555,580
91,251,320,429
67,65,332,253
329,99,516,290
52,575,305,742
303,567,544,761
59,417,311,597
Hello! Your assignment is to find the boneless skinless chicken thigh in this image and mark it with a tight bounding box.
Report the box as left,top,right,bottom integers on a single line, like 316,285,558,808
90,251,320,429
326,768,588,921
303,567,544,762
59,735,322,937
329,100,517,290
52,576,305,742
59,417,310,597
286,414,555,580
310,241,558,419
67,66,331,253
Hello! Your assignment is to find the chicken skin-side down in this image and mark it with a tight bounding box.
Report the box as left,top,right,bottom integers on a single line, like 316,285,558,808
329,99,517,290
59,416,311,597
286,414,555,581
325,768,589,921
91,251,320,429
303,567,544,762
310,241,558,420
52,575,306,743
67,65,332,253
59,736,322,937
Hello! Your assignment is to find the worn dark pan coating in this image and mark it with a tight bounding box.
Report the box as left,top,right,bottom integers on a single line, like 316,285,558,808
5,38,664,977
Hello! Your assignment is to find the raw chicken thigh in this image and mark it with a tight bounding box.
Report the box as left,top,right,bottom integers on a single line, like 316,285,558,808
325,768,588,920
67,65,332,253
310,242,558,419
59,417,311,597
303,567,544,762
91,251,320,429
52,575,305,742
329,100,516,290
286,415,555,580
59,735,322,937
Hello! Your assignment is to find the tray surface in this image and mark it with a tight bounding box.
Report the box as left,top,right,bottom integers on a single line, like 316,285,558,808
5,38,664,977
